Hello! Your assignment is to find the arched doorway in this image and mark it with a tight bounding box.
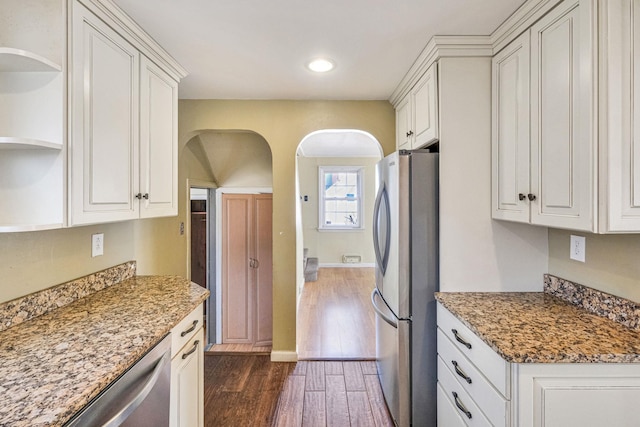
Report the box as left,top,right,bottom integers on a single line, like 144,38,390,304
295,129,383,359
184,130,273,351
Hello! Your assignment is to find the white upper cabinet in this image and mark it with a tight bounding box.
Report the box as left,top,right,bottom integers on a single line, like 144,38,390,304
600,0,640,232
529,0,594,230
492,0,597,232
492,31,531,223
139,57,178,218
69,0,182,226
70,0,140,225
0,0,184,231
412,64,439,148
395,95,411,150
395,63,439,150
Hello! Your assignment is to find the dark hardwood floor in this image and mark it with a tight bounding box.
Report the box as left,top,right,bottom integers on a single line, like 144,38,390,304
204,355,394,426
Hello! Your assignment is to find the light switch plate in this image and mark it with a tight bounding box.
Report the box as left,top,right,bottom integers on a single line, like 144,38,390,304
570,235,585,262
92,233,104,257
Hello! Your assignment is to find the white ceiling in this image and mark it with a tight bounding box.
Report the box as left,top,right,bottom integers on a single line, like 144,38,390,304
111,0,526,100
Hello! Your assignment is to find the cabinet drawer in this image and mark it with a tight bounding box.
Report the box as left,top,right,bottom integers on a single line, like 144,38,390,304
438,357,492,427
438,329,509,426
171,305,203,358
437,382,468,427
437,303,510,398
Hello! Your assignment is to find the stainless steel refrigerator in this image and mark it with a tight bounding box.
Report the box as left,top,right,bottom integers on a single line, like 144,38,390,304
371,149,438,427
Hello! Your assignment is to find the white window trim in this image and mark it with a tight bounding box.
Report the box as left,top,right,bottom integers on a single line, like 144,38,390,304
318,166,364,231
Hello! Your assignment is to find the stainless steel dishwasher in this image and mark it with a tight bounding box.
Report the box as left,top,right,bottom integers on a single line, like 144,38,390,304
65,333,171,427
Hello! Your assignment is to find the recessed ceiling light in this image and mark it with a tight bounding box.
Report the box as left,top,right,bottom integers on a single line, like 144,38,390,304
307,58,335,73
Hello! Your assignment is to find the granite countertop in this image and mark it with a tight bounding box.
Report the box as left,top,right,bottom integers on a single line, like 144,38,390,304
436,291,640,364
0,275,209,427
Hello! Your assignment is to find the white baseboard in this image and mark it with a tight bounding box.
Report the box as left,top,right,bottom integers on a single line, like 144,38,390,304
270,351,298,362
318,263,375,268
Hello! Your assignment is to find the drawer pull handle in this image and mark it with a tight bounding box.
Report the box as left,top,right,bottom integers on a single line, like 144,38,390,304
181,320,199,337
451,360,472,384
451,329,472,349
182,340,200,360
452,392,472,419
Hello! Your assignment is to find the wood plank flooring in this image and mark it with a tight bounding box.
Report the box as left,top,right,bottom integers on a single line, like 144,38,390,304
297,268,376,360
204,354,394,427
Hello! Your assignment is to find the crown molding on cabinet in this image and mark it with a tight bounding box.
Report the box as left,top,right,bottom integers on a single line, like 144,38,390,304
490,0,564,54
389,35,492,106
76,0,188,81
389,0,565,107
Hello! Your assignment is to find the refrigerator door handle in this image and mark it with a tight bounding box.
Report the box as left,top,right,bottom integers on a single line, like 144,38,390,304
371,288,398,328
372,184,391,275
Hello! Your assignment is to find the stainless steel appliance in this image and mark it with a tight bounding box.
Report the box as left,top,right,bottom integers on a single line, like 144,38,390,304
371,149,438,427
65,334,171,427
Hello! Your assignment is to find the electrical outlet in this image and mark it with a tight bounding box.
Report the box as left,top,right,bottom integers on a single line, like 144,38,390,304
92,233,104,257
570,235,585,262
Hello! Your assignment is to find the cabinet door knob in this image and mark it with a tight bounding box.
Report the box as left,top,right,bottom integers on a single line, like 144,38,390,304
135,193,142,199
518,193,526,201
143,193,149,200
527,193,536,201
406,130,414,137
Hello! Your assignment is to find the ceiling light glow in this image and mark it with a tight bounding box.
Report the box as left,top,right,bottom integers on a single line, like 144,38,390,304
307,58,335,73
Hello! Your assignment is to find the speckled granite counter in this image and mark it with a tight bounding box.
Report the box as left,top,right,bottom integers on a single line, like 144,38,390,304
436,288,640,364
0,272,209,427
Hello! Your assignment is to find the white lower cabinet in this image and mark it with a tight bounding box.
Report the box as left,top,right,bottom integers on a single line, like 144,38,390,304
516,364,640,427
437,303,640,427
170,306,204,427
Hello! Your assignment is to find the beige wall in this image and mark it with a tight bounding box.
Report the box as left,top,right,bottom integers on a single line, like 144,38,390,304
298,156,379,265
0,222,135,302
176,100,395,356
548,230,640,303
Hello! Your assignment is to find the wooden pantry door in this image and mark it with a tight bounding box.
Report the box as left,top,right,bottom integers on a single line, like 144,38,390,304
253,194,272,346
221,193,272,345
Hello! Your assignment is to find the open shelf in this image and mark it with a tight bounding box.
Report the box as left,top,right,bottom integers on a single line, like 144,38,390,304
0,48,62,72
0,137,63,150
